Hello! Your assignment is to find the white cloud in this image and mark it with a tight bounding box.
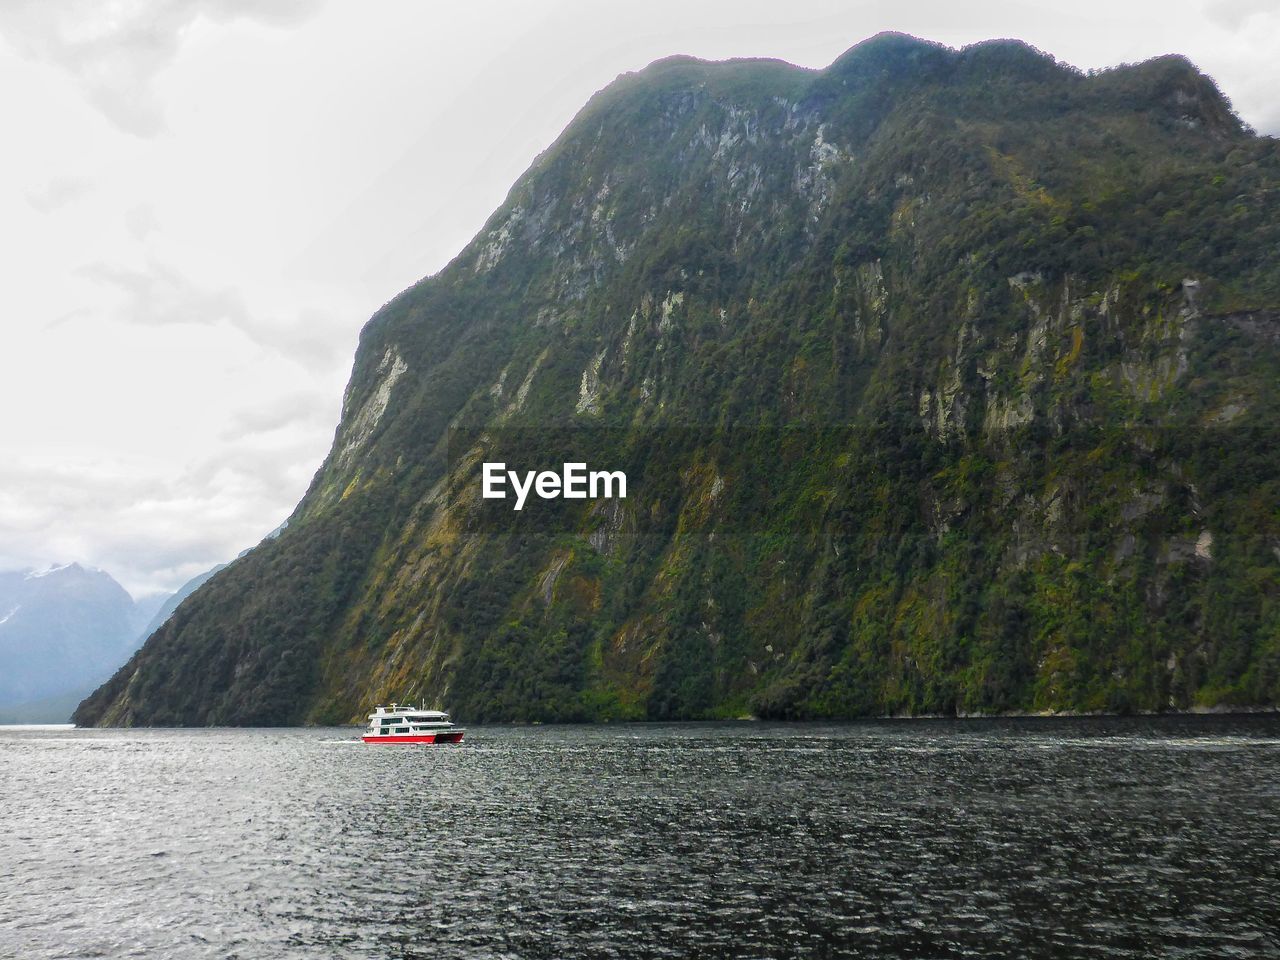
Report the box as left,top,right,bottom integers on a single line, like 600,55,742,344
1204,0,1274,30
220,390,335,440
125,204,160,241
70,260,351,372
75,259,247,328
0,0,323,136
1,257,353,595
0,431,330,597
26,175,93,212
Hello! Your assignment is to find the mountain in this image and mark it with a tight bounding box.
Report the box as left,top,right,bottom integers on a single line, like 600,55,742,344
129,591,171,638
0,563,233,722
0,564,144,722
134,563,227,642
76,34,1280,727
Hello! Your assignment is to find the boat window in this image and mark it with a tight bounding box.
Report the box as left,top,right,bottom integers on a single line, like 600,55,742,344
396,727,409,733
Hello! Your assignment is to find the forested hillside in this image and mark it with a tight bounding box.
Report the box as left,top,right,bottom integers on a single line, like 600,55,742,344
77,34,1280,726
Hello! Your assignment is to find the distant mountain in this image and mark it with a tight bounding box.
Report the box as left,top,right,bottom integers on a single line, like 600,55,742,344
129,591,171,638
0,689,94,726
136,564,227,640
78,33,1280,727
0,561,241,722
0,564,141,721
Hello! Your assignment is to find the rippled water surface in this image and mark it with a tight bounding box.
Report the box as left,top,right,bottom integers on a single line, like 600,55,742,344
2,717,1279,959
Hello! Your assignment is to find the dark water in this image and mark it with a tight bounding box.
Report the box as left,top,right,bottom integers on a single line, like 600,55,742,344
1,717,1278,959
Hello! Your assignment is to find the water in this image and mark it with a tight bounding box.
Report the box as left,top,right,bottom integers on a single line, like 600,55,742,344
1,717,1278,959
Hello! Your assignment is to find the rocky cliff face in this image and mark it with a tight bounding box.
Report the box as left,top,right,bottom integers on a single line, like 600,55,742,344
76,34,1280,726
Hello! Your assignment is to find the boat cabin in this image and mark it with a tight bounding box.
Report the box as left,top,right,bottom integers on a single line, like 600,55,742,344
366,703,454,735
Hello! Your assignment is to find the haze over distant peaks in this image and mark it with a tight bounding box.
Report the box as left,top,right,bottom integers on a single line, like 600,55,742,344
0,561,228,722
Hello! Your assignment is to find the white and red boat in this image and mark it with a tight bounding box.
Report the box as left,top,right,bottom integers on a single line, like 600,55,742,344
362,703,465,744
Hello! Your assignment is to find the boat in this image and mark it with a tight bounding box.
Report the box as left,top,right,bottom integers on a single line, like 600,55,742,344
362,703,465,744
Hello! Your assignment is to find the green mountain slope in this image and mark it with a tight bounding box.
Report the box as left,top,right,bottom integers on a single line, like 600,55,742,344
76,34,1280,726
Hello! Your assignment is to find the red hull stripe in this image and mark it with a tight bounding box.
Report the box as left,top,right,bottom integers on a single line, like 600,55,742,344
361,733,464,744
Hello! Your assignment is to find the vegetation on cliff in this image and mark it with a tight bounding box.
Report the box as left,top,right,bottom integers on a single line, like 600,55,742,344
76,33,1280,726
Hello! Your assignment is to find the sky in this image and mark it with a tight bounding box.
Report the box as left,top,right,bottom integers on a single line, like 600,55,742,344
1,0,1276,599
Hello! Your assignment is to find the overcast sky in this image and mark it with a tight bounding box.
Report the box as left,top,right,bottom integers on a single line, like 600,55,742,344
1,0,1276,598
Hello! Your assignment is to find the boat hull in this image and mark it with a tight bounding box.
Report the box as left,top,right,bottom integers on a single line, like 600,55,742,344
361,731,464,745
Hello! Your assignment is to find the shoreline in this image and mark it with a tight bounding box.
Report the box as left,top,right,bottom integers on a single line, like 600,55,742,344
7,708,1280,730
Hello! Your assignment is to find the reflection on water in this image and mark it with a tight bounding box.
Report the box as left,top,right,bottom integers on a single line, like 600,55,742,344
1,716,1277,959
